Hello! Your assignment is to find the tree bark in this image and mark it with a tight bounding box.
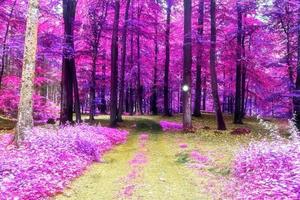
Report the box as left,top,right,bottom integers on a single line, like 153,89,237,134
151,14,159,115
15,0,39,145
100,51,107,114
164,2,171,116
234,0,243,124
60,0,77,124
110,0,120,127
136,5,143,115
183,0,193,131
210,0,226,130
193,0,204,117
117,0,131,121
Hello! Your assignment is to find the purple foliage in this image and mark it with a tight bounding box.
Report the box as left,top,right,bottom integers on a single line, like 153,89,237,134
231,140,300,200
159,120,183,132
0,124,128,199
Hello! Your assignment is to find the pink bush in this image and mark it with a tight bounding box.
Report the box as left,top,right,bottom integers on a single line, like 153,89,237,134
159,120,183,132
0,124,128,200
231,140,300,200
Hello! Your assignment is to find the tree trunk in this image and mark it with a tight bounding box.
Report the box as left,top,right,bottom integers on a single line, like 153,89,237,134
183,0,193,131
15,0,39,145
73,66,81,123
0,0,17,89
164,3,171,116
117,0,131,122
241,33,246,118
136,6,143,115
294,3,300,130
193,0,204,117
234,0,243,124
210,0,226,130
100,52,107,114
151,14,159,115
110,0,120,127
60,0,77,124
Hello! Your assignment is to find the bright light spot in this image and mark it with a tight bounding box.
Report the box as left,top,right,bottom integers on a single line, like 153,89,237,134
182,85,189,92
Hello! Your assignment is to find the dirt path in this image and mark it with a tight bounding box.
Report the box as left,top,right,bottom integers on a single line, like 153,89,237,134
55,131,217,200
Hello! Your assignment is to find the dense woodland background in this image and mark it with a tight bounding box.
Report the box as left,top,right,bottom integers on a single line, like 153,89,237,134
0,0,300,131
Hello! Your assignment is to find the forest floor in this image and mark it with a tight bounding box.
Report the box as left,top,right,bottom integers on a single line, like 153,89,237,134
53,114,276,200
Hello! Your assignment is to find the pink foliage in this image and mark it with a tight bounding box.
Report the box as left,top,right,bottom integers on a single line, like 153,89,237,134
189,150,209,163
231,140,300,200
159,120,183,132
0,124,128,199
0,88,59,122
179,143,188,148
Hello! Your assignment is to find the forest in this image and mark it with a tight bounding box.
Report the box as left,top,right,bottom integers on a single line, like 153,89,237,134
0,0,300,199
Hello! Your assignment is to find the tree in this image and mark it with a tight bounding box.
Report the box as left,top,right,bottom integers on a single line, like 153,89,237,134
136,2,143,115
182,0,193,130
60,0,78,124
110,0,120,127
164,0,172,116
118,0,131,122
193,0,204,117
15,0,39,145
234,0,243,124
88,0,108,121
151,10,159,115
209,0,226,130
294,3,300,130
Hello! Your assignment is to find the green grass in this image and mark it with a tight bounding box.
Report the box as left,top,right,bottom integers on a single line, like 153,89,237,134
54,113,274,200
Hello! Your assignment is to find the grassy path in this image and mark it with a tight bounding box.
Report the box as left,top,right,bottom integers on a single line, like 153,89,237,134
55,115,265,200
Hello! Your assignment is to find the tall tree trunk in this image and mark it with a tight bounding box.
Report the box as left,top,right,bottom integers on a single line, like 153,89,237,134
164,2,171,116
294,3,300,130
241,33,246,118
0,0,17,88
15,0,39,145
151,14,159,115
100,52,107,114
136,5,143,115
60,0,77,124
234,0,243,124
110,0,120,127
193,0,204,117
183,0,193,131
117,0,131,121
210,0,226,130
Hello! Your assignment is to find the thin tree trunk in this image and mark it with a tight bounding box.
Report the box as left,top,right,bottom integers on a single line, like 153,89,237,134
15,0,39,145
136,5,143,115
210,0,226,130
0,0,17,89
164,3,171,116
117,0,131,121
110,0,120,127
183,0,193,131
241,33,246,118
100,52,107,114
234,0,243,124
60,0,77,124
193,0,204,117
151,14,159,115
